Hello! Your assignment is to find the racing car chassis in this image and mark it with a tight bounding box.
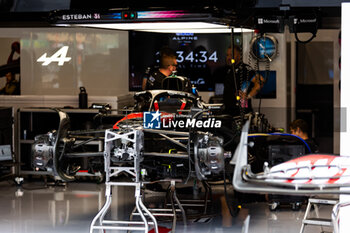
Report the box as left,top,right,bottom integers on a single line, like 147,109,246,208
32,105,236,232
32,107,232,182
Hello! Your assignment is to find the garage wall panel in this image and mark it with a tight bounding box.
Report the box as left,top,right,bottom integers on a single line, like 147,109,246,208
0,27,129,96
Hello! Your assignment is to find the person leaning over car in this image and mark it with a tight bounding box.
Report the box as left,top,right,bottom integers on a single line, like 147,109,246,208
142,47,178,90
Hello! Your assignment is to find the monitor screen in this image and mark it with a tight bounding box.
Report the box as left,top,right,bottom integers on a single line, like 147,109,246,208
129,31,242,91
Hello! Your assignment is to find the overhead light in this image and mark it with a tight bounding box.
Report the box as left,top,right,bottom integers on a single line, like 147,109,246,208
72,22,253,33
137,28,253,33
51,10,254,33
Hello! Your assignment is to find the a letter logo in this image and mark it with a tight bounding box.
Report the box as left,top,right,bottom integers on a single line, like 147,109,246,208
143,111,161,129
37,46,72,66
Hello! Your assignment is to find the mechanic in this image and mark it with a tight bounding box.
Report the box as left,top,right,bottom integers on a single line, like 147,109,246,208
7,41,20,64
0,72,20,95
142,47,178,90
289,119,319,153
223,45,264,116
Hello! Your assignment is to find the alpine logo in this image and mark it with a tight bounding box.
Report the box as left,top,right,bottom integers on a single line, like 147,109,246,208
37,46,72,66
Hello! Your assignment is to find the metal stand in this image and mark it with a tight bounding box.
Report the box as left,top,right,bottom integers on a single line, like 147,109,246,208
132,179,187,233
90,129,159,233
138,179,211,233
299,198,338,233
332,201,350,233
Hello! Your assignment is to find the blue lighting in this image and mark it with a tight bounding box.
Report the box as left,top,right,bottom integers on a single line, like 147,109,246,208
105,13,122,19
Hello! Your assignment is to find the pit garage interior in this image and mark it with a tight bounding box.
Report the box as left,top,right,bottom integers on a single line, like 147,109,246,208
0,0,350,233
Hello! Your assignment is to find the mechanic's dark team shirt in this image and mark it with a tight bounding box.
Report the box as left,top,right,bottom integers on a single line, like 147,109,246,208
0,79,20,95
223,62,256,116
305,138,319,153
144,68,167,90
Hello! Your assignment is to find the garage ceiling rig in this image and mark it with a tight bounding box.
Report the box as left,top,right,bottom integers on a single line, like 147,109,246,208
49,8,252,33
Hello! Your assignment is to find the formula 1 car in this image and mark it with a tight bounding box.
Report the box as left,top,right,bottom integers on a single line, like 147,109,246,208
32,87,269,182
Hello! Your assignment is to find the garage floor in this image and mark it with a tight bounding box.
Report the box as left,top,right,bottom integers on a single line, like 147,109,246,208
0,181,335,233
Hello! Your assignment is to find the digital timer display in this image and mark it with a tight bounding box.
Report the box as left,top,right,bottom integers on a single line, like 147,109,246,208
129,31,242,91
155,50,218,68
176,51,218,63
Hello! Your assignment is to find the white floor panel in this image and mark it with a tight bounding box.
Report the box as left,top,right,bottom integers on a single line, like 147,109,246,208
0,181,335,233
